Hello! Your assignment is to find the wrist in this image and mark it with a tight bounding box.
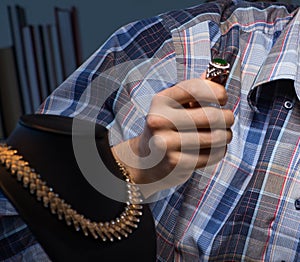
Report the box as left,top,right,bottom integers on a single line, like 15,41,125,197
111,138,157,185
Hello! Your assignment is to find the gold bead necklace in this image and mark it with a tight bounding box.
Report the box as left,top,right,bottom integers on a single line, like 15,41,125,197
0,144,143,242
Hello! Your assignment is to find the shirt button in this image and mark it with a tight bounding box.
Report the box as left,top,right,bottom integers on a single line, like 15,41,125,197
295,198,300,210
284,100,293,110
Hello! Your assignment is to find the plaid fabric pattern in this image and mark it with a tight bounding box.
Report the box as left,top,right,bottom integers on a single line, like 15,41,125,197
1,0,300,260
0,216,49,261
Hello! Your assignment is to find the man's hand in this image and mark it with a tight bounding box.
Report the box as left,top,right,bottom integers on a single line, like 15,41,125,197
112,78,234,195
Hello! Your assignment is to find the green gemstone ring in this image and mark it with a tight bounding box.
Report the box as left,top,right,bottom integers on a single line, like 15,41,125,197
206,58,230,85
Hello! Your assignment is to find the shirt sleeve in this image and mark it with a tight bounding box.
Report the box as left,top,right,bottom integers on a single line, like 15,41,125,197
37,15,174,136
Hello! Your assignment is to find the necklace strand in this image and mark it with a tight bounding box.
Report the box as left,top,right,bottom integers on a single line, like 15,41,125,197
0,144,143,242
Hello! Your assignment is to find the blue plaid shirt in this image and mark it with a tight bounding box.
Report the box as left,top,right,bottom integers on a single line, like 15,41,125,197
1,0,300,261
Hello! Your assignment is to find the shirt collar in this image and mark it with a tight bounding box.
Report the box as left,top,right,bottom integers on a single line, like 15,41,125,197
248,7,300,110
170,3,300,110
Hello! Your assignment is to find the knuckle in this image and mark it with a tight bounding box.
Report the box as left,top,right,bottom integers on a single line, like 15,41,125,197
146,114,163,130
150,134,165,151
150,94,159,107
151,93,162,103
164,134,175,148
227,129,233,143
150,93,167,109
149,134,160,147
226,111,235,126
166,151,179,169
216,87,228,105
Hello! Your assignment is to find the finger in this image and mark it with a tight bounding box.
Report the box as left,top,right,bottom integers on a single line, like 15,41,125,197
155,78,228,107
177,146,227,170
177,106,234,129
147,106,234,131
162,128,233,151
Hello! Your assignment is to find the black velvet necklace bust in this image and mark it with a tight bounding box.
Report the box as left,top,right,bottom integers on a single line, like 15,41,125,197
0,114,156,261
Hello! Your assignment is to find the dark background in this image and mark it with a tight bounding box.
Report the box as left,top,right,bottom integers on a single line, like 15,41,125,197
0,0,205,60
0,0,297,60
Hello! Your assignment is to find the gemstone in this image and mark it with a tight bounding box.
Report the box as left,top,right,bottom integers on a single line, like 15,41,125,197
212,58,228,66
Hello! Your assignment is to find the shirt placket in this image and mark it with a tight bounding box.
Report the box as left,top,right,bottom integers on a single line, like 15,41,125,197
240,80,299,261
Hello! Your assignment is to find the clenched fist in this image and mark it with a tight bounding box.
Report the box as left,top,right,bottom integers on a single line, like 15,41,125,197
112,77,234,197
